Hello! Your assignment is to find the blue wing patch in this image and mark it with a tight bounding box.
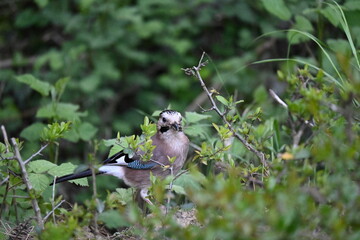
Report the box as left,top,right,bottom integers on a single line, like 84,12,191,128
127,160,157,170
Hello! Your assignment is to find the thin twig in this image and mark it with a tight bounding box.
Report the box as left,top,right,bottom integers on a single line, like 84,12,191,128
6,195,30,199
293,123,306,148
183,52,270,176
89,149,100,236
12,189,19,223
0,157,16,161
24,143,49,165
170,170,189,189
43,200,66,222
269,89,288,109
1,125,10,152
0,176,9,186
149,159,165,167
11,138,44,229
0,178,10,218
51,177,57,223
165,169,189,215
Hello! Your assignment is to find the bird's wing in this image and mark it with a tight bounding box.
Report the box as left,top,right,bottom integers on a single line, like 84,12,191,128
52,150,157,184
102,151,157,169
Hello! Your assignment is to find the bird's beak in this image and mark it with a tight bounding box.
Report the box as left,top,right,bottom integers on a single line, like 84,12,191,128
171,123,182,131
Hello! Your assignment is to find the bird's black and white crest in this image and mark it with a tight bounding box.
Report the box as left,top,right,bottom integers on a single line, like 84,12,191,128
158,110,183,133
159,110,182,120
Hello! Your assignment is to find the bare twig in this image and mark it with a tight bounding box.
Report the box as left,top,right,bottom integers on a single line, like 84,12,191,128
6,195,30,199
43,200,66,222
0,176,9,186
24,143,49,165
182,52,270,176
0,178,10,218
12,188,19,223
269,89,316,147
89,149,100,236
10,138,44,229
165,166,174,214
51,177,57,223
1,125,10,152
269,89,288,109
292,123,306,148
0,157,16,161
170,170,189,189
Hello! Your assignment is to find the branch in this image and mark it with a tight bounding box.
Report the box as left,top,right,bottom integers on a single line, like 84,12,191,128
1,125,10,153
24,144,49,165
269,89,288,109
0,176,9,186
43,200,66,222
182,52,270,176
11,138,44,229
269,89,315,147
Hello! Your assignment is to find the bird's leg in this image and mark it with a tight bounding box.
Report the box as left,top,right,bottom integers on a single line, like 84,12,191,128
140,188,153,205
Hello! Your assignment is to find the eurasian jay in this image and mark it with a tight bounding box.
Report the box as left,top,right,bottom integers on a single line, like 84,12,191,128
53,110,189,205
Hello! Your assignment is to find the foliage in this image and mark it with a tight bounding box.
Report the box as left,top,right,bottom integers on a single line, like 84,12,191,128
1,0,360,239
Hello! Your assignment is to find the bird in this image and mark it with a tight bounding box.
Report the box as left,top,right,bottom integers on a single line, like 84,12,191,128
52,110,189,205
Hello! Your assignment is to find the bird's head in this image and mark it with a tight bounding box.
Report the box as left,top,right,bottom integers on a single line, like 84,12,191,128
157,110,183,133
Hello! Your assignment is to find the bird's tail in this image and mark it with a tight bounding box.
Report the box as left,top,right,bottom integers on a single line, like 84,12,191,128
51,169,103,185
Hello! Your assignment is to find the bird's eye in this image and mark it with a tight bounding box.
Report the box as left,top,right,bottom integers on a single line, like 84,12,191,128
162,117,167,122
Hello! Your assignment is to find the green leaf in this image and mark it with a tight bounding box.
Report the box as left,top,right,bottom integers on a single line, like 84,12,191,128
98,210,129,229
78,122,98,141
184,124,209,139
48,163,77,177
34,0,48,8
215,95,229,106
28,160,57,173
69,178,88,186
294,148,310,159
115,188,133,205
20,122,46,141
103,138,117,147
185,112,212,123
55,77,70,100
109,144,125,157
36,103,86,121
41,121,72,142
172,185,186,195
320,6,340,27
253,86,268,104
174,172,204,191
29,173,50,192
344,1,360,10
63,128,80,142
261,0,291,21
287,16,314,44
15,74,51,96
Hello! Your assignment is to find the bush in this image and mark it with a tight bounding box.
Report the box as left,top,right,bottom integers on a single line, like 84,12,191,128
1,0,360,239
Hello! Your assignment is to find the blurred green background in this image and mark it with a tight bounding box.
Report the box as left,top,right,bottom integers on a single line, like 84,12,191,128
1,0,323,136
1,0,360,238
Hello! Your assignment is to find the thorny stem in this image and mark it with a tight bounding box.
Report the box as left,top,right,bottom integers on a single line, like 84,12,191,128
183,52,270,176
11,138,44,229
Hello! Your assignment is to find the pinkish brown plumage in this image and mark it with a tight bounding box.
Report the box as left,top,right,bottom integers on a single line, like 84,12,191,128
53,110,189,205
